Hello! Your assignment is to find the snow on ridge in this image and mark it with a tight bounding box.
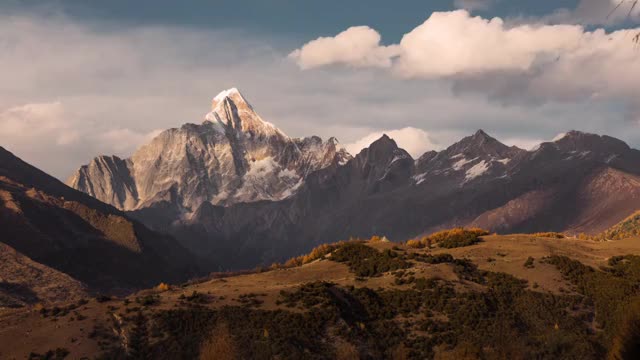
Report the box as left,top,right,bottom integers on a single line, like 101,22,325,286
496,158,511,165
465,160,489,181
390,154,409,165
281,178,304,199
279,168,299,180
452,156,477,171
244,157,279,177
213,87,241,103
412,172,428,185
552,132,567,142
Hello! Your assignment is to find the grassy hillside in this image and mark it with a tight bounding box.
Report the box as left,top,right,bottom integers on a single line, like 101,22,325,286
599,211,640,240
2,233,640,359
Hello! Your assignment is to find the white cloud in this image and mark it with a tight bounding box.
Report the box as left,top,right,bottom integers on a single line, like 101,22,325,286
0,101,162,177
345,127,439,158
292,10,640,115
97,128,163,152
0,102,77,146
393,10,586,78
288,26,400,69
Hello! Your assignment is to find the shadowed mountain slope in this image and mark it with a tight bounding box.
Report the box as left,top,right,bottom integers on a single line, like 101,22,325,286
0,146,200,293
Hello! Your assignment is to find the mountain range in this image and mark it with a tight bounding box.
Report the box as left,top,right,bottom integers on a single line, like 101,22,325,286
65,88,640,270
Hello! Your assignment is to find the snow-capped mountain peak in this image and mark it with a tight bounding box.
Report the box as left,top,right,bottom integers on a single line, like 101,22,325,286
205,87,287,139
211,87,251,110
68,89,352,213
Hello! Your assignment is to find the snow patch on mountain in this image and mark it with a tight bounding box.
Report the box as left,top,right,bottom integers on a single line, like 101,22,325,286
213,87,242,103
245,157,280,177
552,132,567,142
465,160,489,181
452,156,477,170
412,172,428,185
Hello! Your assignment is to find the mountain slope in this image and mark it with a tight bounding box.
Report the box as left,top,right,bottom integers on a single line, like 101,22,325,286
68,88,351,213
598,210,640,240
0,146,199,292
0,242,87,308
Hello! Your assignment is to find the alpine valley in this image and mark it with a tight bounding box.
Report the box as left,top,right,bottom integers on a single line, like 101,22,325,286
67,88,640,271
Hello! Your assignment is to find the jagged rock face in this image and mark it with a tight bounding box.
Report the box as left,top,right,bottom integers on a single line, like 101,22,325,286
413,130,527,186
68,88,351,212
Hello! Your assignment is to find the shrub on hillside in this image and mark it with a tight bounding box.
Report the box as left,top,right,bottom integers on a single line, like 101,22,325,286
406,239,423,248
331,243,411,277
547,255,639,338
281,239,367,268
524,257,535,269
600,211,640,240
532,232,565,239
407,228,489,249
157,283,170,292
608,297,640,360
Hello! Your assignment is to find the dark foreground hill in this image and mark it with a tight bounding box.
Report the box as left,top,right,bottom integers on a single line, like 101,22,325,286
0,146,200,297
2,232,640,359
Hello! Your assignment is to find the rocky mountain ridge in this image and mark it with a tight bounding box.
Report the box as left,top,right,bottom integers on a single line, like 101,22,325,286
68,88,351,214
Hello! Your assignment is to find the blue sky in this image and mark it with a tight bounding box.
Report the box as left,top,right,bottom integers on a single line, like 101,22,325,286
1,0,640,178
4,0,582,40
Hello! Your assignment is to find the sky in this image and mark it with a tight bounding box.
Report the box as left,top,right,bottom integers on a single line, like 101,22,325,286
1,0,640,179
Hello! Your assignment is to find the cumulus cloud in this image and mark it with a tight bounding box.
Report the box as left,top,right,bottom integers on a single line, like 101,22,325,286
345,127,440,158
288,26,400,69
392,11,586,78
292,10,640,115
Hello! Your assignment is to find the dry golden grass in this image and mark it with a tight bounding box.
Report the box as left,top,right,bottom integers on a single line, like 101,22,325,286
531,232,565,239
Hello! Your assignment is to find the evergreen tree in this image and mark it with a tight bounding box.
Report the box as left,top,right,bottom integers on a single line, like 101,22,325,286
128,312,150,360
